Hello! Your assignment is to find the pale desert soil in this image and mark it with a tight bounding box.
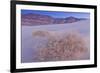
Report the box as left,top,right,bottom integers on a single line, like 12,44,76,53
21,20,90,63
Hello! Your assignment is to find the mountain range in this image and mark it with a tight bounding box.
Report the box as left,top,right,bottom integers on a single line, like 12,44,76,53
21,13,87,26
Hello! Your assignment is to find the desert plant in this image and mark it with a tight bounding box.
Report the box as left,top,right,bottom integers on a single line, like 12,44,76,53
32,30,50,37
35,31,89,62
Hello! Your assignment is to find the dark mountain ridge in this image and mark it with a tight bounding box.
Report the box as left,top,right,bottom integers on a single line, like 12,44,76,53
21,13,87,26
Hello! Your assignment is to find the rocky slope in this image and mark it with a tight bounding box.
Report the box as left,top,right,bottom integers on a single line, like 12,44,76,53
21,13,86,26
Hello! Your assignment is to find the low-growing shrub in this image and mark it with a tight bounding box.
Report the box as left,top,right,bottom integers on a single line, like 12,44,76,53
34,31,89,61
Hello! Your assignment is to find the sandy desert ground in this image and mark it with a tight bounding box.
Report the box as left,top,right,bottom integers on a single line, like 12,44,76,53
21,19,90,63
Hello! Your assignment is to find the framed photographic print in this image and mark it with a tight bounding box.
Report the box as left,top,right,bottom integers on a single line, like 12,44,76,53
11,0,97,72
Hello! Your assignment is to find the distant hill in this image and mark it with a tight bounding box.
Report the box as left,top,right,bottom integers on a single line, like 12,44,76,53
21,13,87,26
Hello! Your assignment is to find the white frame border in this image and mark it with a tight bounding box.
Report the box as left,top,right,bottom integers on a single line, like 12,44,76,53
16,4,94,69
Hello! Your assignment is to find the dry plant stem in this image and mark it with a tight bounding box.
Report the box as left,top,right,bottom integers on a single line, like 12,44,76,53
33,30,88,61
